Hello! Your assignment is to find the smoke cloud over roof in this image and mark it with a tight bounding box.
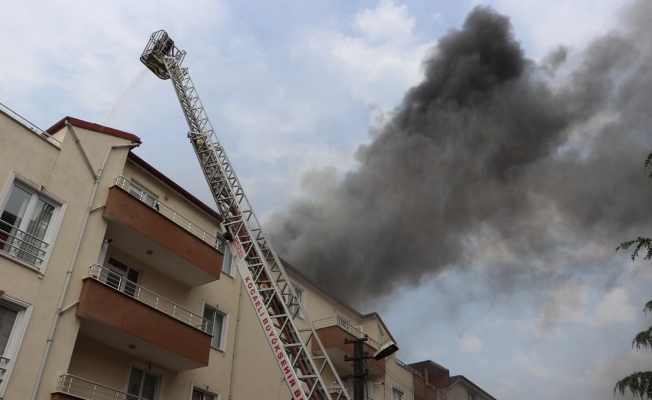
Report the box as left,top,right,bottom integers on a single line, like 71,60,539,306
268,4,652,306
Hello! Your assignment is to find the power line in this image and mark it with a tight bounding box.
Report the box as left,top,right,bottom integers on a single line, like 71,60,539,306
367,358,414,395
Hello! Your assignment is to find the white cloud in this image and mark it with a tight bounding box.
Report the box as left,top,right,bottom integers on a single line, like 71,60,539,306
0,0,226,124
290,0,434,108
592,287,638,327
411,347,451,359
566,351,649,399
488,0,630,59
539,281,590,325
529,281,638,338
511,348,555,379
478,358,490,368
458,335,484,353
353,0,416,43
492,378,521,397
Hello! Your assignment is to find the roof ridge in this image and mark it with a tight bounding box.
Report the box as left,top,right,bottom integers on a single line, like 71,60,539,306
46,116,141,143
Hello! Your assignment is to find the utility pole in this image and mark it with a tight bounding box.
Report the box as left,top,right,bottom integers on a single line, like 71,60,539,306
344,337,369,400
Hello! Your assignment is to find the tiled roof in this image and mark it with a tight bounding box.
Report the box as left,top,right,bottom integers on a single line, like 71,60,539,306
449,375,496,400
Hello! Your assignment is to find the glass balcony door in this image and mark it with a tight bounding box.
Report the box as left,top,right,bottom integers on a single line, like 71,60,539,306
126,365,159,400
104,257,140,297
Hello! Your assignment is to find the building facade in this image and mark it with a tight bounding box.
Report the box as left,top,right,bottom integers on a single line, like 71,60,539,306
0,107,494,400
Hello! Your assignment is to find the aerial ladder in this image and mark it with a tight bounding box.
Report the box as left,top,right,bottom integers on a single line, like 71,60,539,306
140,30,352,400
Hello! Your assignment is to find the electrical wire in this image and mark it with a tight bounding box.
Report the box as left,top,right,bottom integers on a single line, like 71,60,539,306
367,358,415,395
363,359,408,400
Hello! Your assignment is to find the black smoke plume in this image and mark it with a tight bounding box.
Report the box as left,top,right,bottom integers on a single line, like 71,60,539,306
269,4,652,306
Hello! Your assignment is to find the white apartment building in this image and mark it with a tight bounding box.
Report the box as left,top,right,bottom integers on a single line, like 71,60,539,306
0,105,494,400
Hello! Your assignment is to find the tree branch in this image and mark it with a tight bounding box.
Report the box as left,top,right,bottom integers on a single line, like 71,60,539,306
616,238,652,261
632,326,652,351
615,371,652,399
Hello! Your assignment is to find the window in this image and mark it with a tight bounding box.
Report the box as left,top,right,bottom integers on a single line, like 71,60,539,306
203,304,227,350
0,180,61,270
191,384,220,400
289,285,304,318
221,244,232,275
365,381,375,400
192,389,216,400
468,393,476,400
0,296,32,397
126,363,162,400
128,180,159,210
392,388,404,400
104,257,140,297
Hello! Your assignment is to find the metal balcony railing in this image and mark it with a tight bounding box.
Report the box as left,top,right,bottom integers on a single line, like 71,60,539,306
313,316,381,349
114,176,226,253
395,358,424,378
56,374,149,400
0,102,61,147
0,356,9,384
89,264,212,332
327,383,352,396
0,223,49,270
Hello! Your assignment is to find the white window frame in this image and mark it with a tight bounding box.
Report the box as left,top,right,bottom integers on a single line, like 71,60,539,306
220,244,234,277
124,360,165,400
0,295,33,398
0,173,66,275
202,301,229,351
392,387,404,400
289,283,305,319
190,382,221,400
104,256,142,296
365,381,375,400
128,178,159,209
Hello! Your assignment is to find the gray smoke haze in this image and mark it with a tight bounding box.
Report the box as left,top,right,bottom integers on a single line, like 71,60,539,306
268,3,652,307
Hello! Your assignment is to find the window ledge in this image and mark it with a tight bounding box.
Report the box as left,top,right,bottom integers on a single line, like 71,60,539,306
0,251,43,276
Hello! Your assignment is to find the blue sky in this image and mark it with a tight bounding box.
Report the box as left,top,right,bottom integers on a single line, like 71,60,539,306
0,1,648,399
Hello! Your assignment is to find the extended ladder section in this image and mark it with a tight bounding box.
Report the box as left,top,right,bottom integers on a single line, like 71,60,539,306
141,30,352,400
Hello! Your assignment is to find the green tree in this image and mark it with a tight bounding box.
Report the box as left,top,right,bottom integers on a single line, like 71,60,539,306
614,152,652,399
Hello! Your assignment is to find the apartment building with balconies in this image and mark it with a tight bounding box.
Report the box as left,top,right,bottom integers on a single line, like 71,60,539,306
0,106,429,400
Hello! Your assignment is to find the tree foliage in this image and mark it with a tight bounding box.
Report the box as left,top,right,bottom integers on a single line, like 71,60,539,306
614,152,652,399
615,372,652,399
632,327,652,351
616,238,652,261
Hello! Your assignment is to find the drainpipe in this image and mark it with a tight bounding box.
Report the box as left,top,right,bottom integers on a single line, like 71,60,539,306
228,276,245,400
66,122,98,181
31,129,139,400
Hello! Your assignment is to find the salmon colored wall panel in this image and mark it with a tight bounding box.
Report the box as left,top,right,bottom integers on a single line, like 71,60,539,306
76,278,211,366
312,325,386,373
103,186,222,279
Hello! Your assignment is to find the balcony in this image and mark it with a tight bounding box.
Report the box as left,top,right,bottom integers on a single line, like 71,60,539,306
103,176,226,287
75,265,212,371
326,383,353,400
0,222,49,271
312,316,385,375
52,374,148,400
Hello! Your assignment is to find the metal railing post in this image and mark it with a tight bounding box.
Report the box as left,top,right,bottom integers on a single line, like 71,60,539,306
88,264,211,330
112,176,226,254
